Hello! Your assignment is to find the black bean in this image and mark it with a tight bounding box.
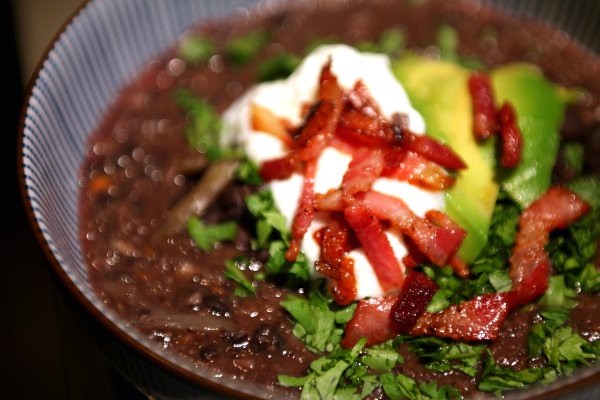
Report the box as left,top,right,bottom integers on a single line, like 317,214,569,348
198,345,219,362
250,324,282,354
203,295,230,316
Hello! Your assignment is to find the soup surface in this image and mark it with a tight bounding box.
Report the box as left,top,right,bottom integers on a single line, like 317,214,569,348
79,1,600,398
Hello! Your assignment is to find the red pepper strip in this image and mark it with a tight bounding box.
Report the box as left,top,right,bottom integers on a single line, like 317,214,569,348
315,215,357,305
344,203,405,294
383,150,457,191
468,72,498,141
390,271,439,334
342,147,385,196
357,191,465,267
285,160,316,262
508,186,590,307
396,129,467,171
340,296,397,348
497,101,523,169
410,293,510,341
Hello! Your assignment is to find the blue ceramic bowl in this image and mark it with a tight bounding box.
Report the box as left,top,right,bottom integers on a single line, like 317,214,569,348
18,0,600,399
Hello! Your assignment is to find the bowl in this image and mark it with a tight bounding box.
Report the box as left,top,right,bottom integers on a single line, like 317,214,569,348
18,0,600,399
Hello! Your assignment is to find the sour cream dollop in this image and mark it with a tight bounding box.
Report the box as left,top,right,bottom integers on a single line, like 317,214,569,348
222,44,444,299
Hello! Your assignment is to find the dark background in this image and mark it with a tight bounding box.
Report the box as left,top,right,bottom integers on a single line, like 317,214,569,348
3,1,146,398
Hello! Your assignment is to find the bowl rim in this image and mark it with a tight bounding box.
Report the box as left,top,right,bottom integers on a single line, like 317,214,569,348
16,1,600,399
16,1,268,398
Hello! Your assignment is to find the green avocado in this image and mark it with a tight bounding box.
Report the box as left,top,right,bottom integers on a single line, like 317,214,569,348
393,55,498,262
491,63,566,208
392,56,568,263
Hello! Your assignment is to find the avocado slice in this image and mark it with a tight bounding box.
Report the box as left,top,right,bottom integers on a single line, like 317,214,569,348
393,55,499,262
491,63,566,208
393,56,569,263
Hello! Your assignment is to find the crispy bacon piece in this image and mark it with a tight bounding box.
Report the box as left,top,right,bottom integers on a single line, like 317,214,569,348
497,102,523,169
342,147,385,196
469,72,498,141
357,191,465,267
395,129,466,170
294,62,345,148
390,271,439,334
508,186,590,306
384,150,457,191
286,160,316,262
315,215,357,305
344,203,405,293
410,293,510,341
341,296,397,348
259,155,297,181
425,210,470,277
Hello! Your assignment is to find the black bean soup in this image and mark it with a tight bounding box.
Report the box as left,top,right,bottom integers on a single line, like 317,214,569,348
79,0,600,398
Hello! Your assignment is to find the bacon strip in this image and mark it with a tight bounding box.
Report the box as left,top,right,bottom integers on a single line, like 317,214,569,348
315,215,357,305
497,102,523,169
395,129,466,170
468,72,498,141
342,147,385,196
357,191,465,267
508,186,590,306
344,203,405,293
410,293,510,341
285,160,317,262
390,271,439,334
340,296,397,348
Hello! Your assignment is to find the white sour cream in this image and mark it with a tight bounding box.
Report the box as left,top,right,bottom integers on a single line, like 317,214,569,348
222,44,444,299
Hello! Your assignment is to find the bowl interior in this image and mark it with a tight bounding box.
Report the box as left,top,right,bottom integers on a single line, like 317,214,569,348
20,0,600,399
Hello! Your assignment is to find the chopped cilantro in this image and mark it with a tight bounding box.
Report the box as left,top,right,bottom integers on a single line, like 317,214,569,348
381,372,460,400
281,287,353,352
559,142,585,178
436,25,459,61
186,217,237,251
279,339,367,400
357,28,406,57
224,257,257,297
478,351,544,394
406,337,485,377
245,190,310,285
361,345,401,372
528,318,597,377
178,34,214,64
236,158,263,185
540,275,577,309
175,90,226,160
257,52,301,82
435,24,483,68
226,30,270,65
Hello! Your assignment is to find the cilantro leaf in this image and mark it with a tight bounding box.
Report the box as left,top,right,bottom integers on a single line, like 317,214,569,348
281,288,353,352
478,351,544,394
257,52,301,82
406,337,486,378
175,89,231,160
226,30,269,65
178,34,214,64
224,257,257,297
187,217,237,251
381,372,460,400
